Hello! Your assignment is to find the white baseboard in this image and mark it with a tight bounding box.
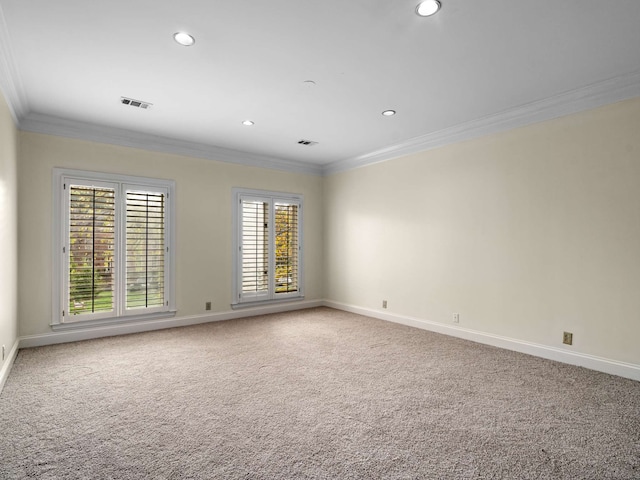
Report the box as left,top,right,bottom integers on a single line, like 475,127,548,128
18,300,324,349
324,300,640,382
9,299,640,384
0,338,20,394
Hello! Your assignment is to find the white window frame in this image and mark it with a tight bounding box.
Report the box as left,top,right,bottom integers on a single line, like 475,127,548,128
52,168,176,329
232,187,304,308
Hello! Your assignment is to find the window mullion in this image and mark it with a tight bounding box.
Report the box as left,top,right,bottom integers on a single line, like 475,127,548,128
61,180,70,321
268,199,276,300
115,184,125,318
162,193,169,308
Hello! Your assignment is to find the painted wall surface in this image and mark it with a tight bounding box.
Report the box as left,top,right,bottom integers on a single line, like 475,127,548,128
0,91,18,368
18,132,323,336
324,97,640,366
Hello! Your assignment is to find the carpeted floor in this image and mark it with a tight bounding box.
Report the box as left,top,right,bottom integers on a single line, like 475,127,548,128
0,307,639,479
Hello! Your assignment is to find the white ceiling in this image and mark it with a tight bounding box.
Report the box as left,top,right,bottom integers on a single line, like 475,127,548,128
1,0,640,175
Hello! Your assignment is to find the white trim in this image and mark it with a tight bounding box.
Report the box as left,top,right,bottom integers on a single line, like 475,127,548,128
232,188,304,306
231,296,306,310
6,300,638,393
2,0,639,183
50,310,177,331
324,300,640,382
20,113,324,176
52,168,176,326
7,67,640,178
324,70,640,175
0,339,20,394
18,300,323,349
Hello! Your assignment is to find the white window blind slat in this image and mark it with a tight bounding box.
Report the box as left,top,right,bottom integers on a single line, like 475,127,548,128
275,202,299,294
241,200,269,296
125,191,166,310
55,169,175,326
235,190,302,304
68,186,115,315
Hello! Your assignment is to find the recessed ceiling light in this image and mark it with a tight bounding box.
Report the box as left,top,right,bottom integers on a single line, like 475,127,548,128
416,0,441,17
242,120,254,126
173,32,195,46
382,110,396,116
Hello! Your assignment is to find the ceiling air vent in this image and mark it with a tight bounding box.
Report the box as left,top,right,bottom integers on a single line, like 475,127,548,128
297,139,318,146
120,96,152,110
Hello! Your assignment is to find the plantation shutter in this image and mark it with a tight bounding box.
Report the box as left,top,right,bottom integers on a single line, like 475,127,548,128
68,185,115,315
240,198,269,299
125,190,166,310
274,202,299,294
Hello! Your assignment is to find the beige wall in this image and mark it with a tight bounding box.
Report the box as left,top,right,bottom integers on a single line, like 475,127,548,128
18,132,324,336
13,96,640,368
324,97,640,365
0,91,18,368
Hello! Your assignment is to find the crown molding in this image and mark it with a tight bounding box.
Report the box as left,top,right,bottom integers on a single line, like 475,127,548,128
324,70,640,176
5,0,639,181
20,113,324,176
1,2,321,177
13,67,640,178
0,3,28,123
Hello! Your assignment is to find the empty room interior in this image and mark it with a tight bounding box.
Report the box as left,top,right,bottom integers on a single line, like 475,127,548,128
1,0,639,478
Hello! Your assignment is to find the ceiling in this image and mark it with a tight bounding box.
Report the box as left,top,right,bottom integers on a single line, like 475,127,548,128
1,0,640,175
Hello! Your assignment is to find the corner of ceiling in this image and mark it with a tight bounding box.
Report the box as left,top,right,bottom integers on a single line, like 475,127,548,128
20,113,326,176
4,0,639,181
0,3,323,177
322,69,640,177
0,3,29,123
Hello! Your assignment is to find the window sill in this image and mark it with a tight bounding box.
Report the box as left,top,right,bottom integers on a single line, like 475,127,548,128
231,296,305,310
50,310,177,331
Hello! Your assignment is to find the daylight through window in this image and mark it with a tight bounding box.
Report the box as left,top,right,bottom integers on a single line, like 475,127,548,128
54,169,175,326
234,189,303,305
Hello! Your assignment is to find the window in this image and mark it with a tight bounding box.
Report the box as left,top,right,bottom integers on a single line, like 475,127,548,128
233,188,303,306
53,169,175,327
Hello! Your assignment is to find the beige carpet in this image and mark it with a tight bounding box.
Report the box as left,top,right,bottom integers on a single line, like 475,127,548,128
0,307,638,479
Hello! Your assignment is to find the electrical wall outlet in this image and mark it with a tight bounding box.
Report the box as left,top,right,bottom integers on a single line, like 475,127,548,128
205,301,212,311
563,332,573,345
382,300,387,309
453,313,460,324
